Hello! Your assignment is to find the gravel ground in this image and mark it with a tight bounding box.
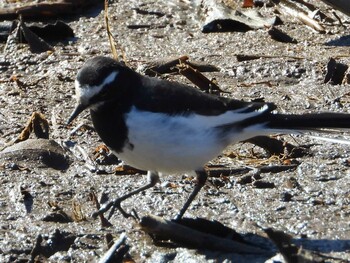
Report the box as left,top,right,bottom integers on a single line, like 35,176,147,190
1,0,350,262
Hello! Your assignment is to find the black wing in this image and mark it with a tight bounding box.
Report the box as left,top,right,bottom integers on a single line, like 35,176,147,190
133,74,276,116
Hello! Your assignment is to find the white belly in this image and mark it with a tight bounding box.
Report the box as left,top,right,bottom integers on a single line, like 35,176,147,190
116,107,227,173
116,106,268,173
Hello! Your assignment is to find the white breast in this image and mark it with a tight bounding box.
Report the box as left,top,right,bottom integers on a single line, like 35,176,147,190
116,106,267,173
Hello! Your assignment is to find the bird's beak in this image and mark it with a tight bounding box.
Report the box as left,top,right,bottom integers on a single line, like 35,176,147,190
67,103,87,125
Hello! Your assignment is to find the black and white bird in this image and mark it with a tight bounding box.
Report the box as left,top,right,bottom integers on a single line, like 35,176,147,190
68,56,350,219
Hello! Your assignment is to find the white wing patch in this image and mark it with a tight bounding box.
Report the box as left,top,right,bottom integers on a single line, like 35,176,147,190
75,71,119,106
188,104,269,127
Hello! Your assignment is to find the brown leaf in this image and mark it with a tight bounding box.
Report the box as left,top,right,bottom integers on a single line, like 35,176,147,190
15,112,49,142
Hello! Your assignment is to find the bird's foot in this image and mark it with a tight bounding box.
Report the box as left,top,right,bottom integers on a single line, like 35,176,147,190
92,198,137,220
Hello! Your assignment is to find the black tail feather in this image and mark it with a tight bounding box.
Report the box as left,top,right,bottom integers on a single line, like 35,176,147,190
267,112,350,131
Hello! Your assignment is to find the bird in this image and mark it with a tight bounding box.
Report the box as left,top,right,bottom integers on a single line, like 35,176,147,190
67,56,350,220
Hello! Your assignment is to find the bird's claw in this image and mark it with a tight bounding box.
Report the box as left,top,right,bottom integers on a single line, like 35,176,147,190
108,200,136,219
92,198,136,220
91,201,114,219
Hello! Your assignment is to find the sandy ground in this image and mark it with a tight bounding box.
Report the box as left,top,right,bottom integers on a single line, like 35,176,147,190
1,0,350,262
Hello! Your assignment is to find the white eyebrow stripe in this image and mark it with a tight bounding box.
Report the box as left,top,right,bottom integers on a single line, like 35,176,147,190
75,71,119,104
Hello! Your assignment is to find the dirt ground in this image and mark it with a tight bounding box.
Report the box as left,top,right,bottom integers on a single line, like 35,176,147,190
1,0,350,262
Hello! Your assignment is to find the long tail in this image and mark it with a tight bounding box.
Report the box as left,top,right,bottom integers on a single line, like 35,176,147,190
216,107,350,144
265,112,350,144
267,112,350,131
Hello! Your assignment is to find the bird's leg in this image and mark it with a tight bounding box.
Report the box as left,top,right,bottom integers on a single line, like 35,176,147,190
174,169,208,221
93,171,159,219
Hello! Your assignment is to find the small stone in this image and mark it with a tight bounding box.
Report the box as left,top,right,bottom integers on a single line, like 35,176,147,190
280,192,293,202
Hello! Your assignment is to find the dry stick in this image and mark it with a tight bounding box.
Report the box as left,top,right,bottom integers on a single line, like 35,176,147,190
76,145,97,172
205,166,251,177
104,0,118,60
272,0,325,33
98,232,128,263
50,106,60,138
332,11,345,28
297,12,325,32
69,122,86,136
140,214,269,254
177,62,227,93
144,55,189,75
235,54,304,62
143,56,219,76
90,191,112,227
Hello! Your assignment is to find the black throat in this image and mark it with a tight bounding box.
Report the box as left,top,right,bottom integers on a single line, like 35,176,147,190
90,104,132,153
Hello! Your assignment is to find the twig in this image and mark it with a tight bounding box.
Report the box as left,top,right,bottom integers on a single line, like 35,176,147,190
272,0,325,33
139,214,268,254
142,55,219,76
69,121,88,136
90,191,112,227
76,145,97,172
332,11,345,28
259,164,298,173
143,55,189,76
98,232,128,263
105,233,114,248
177,62,226,94
104,0,118,60
235,54,304,62
238,80,275,87
50,105,61,138
205,166,251,177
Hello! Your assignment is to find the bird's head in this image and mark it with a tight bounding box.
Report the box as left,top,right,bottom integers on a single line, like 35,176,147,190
67,56,126,125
